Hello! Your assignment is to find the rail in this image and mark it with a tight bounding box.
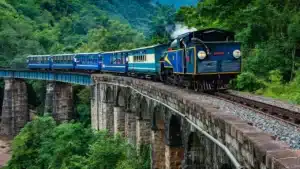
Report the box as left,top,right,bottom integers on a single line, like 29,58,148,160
212,92,300,127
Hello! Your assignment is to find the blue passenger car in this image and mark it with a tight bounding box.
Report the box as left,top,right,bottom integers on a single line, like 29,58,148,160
74,53,102,71
27,55,52,70
128,44,168,76
52,54,75,70
101,50,129,73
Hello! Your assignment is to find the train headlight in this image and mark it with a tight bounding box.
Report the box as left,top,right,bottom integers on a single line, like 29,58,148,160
197,51,207,60
233,50,241,59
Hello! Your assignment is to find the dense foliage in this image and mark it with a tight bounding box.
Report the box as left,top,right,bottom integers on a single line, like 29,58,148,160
0,0,177,68
6,116,150,169
0,0,177,110
177,0,300,104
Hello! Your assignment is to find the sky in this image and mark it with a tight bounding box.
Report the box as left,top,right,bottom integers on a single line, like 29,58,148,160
156,0,199,8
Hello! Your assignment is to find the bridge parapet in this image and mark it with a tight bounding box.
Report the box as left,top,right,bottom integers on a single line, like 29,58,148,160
0,69,92,86
91,74,300,169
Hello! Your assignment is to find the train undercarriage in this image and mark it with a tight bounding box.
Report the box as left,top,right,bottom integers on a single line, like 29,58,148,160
160,68,238,91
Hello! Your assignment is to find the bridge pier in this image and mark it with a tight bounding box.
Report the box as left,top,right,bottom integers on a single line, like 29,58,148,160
125,112,135,141
52,82,73,122
1,79,28,136
151,120,165,169
113,106,125,136
102,102,114,134
136,118,151,152
44,82,55,115
165,115,184,169
127,112,136,145
91,84,98,130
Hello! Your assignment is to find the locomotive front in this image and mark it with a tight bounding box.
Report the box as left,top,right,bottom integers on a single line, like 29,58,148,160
161,28,242,91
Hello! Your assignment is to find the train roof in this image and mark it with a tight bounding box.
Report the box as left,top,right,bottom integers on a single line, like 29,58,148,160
129,44,167,51
175,28,235,40
52,53,75,56
27,55,51,58
75,52,101,55
101,44,167,54
101,49,130,54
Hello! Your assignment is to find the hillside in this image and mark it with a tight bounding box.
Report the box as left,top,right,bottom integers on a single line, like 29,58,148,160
0,0,176,68
155,0,199,8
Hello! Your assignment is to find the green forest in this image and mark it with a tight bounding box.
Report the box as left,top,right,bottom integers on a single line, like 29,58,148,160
5,116,150,169
2,0,300,168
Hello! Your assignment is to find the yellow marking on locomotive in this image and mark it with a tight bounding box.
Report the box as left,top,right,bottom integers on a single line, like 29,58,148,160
164,54,172,66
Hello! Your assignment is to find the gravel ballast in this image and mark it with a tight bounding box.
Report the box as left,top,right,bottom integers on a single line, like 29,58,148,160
195,92,300,149
228,90,300,113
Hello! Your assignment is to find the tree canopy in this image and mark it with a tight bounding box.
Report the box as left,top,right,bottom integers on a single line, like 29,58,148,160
6,116,150,169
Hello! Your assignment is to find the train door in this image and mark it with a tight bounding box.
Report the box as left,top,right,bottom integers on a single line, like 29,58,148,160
180,40,187,73
124,52,128,72
186,48,195,74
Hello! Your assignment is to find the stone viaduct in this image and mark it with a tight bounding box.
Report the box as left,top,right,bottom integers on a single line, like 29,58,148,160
0,71,299,169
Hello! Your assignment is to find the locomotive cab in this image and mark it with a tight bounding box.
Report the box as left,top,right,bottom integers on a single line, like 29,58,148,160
162,28,242,90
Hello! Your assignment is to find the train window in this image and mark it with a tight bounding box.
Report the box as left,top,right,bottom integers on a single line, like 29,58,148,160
93,55,96,63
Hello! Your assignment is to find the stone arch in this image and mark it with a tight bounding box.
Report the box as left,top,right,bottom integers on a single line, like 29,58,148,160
129,92,141,113
116,87,126,107
186,132,205,169
150,104,166,169
167,115,182,146
138,97,149,120
125,93,131,111
105,86,114,103
151,104,165,130
165,114,184,168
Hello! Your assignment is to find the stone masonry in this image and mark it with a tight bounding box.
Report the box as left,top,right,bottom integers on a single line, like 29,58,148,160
113,106,125,136
151,127,165,169
1,79,28,136
91,74,300,169
0,80,75,137
136,119,151,152
52,82,73,122
44,82,54,115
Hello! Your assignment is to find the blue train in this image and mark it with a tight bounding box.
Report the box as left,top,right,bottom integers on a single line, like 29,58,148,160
27,28,241,91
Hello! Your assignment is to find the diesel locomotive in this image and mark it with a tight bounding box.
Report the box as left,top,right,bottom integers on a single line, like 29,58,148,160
26,28,241,91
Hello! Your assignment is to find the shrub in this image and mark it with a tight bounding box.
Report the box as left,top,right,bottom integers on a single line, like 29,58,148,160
234,72,265,92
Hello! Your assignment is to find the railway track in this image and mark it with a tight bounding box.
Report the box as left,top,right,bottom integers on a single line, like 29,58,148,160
207,91,300,127
126,74,300,128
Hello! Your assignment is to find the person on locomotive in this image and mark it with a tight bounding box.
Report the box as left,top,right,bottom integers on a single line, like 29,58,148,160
160,28,242,91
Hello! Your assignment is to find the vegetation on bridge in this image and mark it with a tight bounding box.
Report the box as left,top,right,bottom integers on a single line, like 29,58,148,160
5,116,150,169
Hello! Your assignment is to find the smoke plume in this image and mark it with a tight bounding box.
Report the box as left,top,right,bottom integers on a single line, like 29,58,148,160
170,24,197,39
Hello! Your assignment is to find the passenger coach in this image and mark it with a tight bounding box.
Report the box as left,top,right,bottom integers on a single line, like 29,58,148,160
74,53,102,71
128,44,168,78
101,50,129,73
52,54,75,70
27,55,52,70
